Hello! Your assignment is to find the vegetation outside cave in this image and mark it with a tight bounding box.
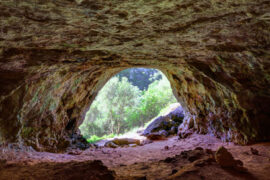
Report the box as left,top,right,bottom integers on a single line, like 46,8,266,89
79,68,177,143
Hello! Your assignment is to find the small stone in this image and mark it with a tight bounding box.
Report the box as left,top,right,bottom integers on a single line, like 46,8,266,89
164,157,175,163
250,148,259,155
171,169,178,175
68,150,82,155
188,151,203,162
117,11,128,18
205,149,213,154
164,146,169,150
179,130,193,139
104,141,118,148
195,147,203,151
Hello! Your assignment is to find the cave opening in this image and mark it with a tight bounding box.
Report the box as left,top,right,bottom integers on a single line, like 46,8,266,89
0,0,270,178
79,68,184,147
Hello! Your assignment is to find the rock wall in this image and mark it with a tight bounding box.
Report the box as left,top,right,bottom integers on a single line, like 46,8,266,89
0,0,269,151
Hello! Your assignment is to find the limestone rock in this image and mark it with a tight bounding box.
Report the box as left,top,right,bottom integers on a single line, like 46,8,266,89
112,138,141,146
166,147,215,180
0,0,269,151
0,160,116,180
142,105,184,137
104,138,141,148
250,148,259,155
215,146,243,168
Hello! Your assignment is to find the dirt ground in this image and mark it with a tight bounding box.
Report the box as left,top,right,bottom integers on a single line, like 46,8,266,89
0,134,270,180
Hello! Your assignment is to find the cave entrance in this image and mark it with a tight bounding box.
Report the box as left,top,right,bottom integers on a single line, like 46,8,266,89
79,68,183,146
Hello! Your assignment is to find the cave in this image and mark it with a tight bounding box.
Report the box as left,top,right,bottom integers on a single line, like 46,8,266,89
0,0,270,179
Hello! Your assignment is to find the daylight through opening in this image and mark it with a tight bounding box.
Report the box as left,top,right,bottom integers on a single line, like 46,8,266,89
79,68,184,145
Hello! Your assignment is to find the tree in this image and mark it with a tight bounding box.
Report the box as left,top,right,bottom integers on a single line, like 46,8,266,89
80,77,141,136
79,69,178,141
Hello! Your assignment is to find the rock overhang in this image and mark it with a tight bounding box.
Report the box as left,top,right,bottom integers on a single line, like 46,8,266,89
0,0,269,151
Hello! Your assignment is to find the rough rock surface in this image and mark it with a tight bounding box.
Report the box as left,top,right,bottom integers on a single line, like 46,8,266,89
215,146,243,168
0,0,270,151
104,138,141,148
1,134,270,180
0,160,115,180
142,104,184,137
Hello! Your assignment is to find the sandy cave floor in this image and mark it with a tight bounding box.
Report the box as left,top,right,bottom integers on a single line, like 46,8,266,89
0,134,270,180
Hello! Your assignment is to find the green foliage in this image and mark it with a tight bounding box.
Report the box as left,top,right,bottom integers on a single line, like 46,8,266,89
87,134,116,144
79,69,177,140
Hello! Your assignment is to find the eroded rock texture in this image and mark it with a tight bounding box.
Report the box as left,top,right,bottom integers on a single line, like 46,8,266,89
0,0,269,151
0,160,115,180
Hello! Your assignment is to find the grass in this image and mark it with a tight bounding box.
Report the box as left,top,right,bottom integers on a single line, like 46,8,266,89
87,134,116,144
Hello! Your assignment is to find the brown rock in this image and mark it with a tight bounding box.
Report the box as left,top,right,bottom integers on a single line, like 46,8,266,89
215,146,243,168
0,160,115,180
146,133,167,140
104,138,140,148
250,148,259,155
112,138,141,146
178,129,193,139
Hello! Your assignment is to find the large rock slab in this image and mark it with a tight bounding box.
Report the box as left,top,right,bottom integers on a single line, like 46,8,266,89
142,105,184,137
0,160,115,180
104,138,141,148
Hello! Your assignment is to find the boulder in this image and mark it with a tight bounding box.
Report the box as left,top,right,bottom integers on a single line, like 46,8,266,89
142,105,184,138
104,138,141,148
166,105,185,123
215,146,243,168
112,138,141,146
